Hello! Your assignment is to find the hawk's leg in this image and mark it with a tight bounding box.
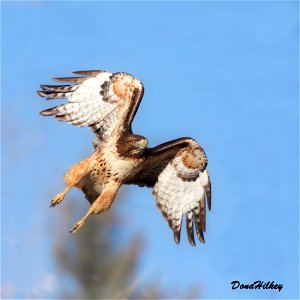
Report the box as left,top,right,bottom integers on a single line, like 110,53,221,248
50,187,71,208
50,156,93,207
70,185,119,233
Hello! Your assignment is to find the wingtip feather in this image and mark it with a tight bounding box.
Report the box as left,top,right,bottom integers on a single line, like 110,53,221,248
73,70,105,76
40,107,57,116
37,90,47,97
199,235,205,244
53,76,86,83
173,222,182,245
186,213,196,246
174,233,180,245
200,196,206,233
206,180,212,211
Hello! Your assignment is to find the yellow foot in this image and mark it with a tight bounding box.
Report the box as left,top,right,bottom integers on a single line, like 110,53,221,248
70,219,85,234
50,192,65,207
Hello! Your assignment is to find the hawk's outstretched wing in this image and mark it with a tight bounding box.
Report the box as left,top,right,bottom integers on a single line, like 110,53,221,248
126,137,211,246
38,70,144,148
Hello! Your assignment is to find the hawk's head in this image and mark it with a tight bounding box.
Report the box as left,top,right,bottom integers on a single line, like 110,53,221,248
118,134,148,157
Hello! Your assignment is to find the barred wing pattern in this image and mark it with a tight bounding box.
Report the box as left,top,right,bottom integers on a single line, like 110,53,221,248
38,70,144,148
154,162,210,246
127,138,211,246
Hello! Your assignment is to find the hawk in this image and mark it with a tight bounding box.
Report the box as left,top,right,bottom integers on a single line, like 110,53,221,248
38,70,211,246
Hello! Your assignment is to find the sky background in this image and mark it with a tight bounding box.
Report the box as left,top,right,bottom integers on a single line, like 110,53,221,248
1,1,299,299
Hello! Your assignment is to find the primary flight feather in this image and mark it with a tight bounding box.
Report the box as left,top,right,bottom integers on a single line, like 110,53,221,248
38,70,211,246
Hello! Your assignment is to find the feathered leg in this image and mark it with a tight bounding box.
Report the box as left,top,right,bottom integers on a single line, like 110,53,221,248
50,156,93,207
70,183,120,233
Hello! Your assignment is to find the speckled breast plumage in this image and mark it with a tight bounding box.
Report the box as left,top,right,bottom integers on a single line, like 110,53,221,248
90,142,145,192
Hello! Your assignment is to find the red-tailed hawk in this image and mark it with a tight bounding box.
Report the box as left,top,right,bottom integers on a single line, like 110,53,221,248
38,70,211,246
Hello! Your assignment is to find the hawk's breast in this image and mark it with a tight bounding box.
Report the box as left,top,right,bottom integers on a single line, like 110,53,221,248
92,143,145,185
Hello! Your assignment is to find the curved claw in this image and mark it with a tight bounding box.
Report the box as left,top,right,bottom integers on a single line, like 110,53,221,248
50,192,65,207
70,220,85,234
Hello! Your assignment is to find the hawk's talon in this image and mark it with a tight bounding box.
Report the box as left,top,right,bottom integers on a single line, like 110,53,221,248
50,191,67,207
70,220,85,234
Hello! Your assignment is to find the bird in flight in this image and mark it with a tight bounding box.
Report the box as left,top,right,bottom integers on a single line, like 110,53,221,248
38,70,211,246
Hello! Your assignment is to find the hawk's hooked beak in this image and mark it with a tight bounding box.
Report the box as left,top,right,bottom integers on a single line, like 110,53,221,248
139,138,148,148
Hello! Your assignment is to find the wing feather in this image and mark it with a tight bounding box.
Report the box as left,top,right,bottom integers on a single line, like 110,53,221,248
38,70,144,148
73,70,104,76
125,137,192,187
127,137,211,246
153,158,210,246
186,211,196,246
40,84,78,93
53,77,86,83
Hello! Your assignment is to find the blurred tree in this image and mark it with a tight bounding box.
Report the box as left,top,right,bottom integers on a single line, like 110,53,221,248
53,200,161,299
53,199,200,299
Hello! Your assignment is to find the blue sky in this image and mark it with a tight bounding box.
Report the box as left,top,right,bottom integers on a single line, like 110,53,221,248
1,1,299,299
